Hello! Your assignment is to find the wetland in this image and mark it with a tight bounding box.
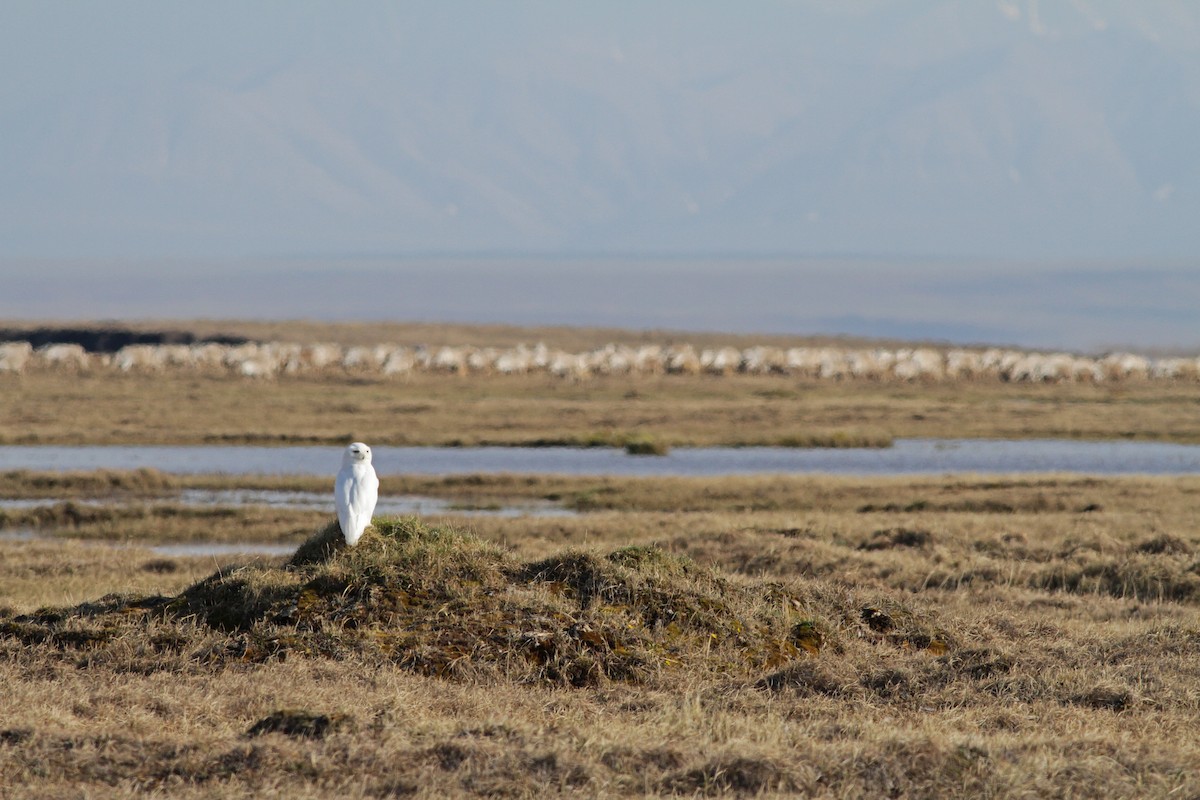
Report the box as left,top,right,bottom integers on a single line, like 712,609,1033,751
2,321,1200,798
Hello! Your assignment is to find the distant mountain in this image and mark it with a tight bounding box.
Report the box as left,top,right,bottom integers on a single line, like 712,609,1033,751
1,1,1197,259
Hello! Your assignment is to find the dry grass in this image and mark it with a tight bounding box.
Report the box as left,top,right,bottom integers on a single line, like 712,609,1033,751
3,474,1200,797
4,368,1200,446
0,502,323,544
2,319,1200,795
0,537,222,612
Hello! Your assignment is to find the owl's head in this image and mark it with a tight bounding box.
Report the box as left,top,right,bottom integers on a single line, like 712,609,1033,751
343,442,373,464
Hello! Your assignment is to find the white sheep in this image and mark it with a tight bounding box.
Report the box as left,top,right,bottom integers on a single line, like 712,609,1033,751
237,357,275,378
847,350,890,381
13,333,1200,387
632,344,664,374
1098,352,1150,381
0,341,34,374
465,347,499,374
590,344,635,375
944,349,983,380
784,348,822,378
494,347,533,375
382,347,416,376
816,348,849,380
890,348,944,382
343,345,386,371
665,345,701,375
262,342,304,374
1150,357,1200,381
35,343,90,370
739,346,786,375
700,348,734,375
430,346,466,373
303,343,344,371
114,344,162,372
548,350,589,380
189,343,230,371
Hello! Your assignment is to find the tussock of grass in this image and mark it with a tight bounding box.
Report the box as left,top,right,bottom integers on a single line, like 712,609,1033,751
182,518,823,684
1030,555,1200,603
6,473,1200,797
1,517,950,688
623,435,670,456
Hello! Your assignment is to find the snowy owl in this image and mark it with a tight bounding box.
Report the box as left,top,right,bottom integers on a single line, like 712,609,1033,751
335,442,379,546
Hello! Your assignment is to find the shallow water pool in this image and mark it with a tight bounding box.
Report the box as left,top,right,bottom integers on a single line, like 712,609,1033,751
0,439,1198,476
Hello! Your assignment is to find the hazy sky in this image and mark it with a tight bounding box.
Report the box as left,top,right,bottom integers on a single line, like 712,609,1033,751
2,2,1198,349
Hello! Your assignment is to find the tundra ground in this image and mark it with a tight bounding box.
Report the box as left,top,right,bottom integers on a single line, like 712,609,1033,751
4,371,1200,446
2,472,1200,797
3,321,1199,795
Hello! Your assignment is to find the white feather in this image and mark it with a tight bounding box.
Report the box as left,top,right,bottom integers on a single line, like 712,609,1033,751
335,442,379,545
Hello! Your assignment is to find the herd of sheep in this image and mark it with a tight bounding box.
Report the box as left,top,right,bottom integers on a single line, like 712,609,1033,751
1,339,1197,383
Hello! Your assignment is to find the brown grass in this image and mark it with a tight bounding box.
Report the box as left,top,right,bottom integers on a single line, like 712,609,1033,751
0,537,223,612
2,318,1199,796
3,474,1200,797
0,501,326,545
4,368,1200,446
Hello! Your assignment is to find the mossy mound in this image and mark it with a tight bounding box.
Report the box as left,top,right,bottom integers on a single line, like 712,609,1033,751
0,518,954,686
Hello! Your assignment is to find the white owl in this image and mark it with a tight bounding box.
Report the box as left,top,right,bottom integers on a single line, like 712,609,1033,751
335,442,379,546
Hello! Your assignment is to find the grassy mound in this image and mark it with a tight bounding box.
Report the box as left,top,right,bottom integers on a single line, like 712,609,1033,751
0,518,952,686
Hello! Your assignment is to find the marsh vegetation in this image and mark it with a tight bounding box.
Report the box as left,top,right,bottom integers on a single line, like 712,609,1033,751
3,470,1200,797
5,370,1200,447
3,321,1199,796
